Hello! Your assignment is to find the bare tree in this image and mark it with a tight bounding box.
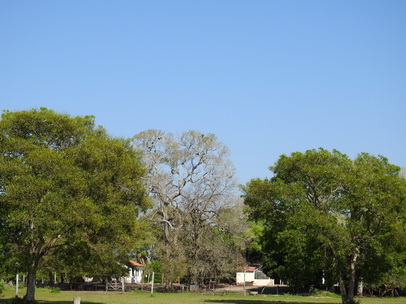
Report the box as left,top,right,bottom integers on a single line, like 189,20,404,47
132,130,237,286
400,167,406,179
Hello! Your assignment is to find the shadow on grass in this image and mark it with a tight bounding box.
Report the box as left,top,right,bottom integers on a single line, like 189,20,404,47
0,299,103,304
204,300,337,304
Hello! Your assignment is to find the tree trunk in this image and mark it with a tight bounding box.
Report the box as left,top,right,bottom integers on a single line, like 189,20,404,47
49,272,55,286
339,272,347,303
339,251,359,304
24,266,37,303
347,252,357,303
357,279,363,297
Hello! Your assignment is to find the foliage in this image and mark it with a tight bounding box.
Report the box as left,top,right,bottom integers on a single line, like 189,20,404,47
243,149,406,304
311,289,340,298
0,108,150,302
143,259,163,283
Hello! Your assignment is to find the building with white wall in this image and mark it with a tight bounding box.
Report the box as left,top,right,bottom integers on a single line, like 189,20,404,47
124,260,144,283
236,266,274,286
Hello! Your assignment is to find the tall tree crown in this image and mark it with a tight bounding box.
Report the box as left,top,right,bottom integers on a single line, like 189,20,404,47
0,108,149,302
243,149,406,304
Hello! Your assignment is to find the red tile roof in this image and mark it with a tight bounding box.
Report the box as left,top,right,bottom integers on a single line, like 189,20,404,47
129,260,144,267
236,266,256,272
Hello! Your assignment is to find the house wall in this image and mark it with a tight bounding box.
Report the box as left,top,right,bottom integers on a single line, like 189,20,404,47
124,266,143,283
236,271,275,286
236,271,255,284
253,278,274,286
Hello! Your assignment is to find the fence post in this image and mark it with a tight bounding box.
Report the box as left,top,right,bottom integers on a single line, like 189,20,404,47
151,272,155,295
16,273,19,297
243,269,246,296
73,297,81,304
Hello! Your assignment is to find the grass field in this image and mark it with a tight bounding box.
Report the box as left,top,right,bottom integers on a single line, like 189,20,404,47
1,286,405,304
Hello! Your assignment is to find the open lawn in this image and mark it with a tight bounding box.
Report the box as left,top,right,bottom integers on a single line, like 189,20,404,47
1,287,405,304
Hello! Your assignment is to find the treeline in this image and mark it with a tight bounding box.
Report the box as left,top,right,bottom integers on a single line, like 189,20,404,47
0,109,254,302
1,109,406,304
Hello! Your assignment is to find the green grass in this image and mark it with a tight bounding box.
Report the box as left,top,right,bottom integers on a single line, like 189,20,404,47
1,286,405,304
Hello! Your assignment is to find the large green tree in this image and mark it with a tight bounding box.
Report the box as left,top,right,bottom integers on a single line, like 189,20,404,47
0,108,149,302
243,149,406,304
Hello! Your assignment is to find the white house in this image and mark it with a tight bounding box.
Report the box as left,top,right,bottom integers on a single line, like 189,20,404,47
124,260,144,283
236,266,274,286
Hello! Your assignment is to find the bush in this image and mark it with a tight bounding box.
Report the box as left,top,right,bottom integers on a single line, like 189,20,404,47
311,288,339,298
50,287,60,294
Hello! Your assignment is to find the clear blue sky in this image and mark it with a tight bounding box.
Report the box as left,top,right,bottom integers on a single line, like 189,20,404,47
1,1,405,184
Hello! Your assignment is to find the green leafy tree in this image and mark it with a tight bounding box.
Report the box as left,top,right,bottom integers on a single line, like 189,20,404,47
243,149,406,304
0,108,149,302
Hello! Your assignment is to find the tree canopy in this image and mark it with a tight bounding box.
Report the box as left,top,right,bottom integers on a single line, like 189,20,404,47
2,109,405,302
0,108,150,302
243,149,406,304
133,129,242,286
